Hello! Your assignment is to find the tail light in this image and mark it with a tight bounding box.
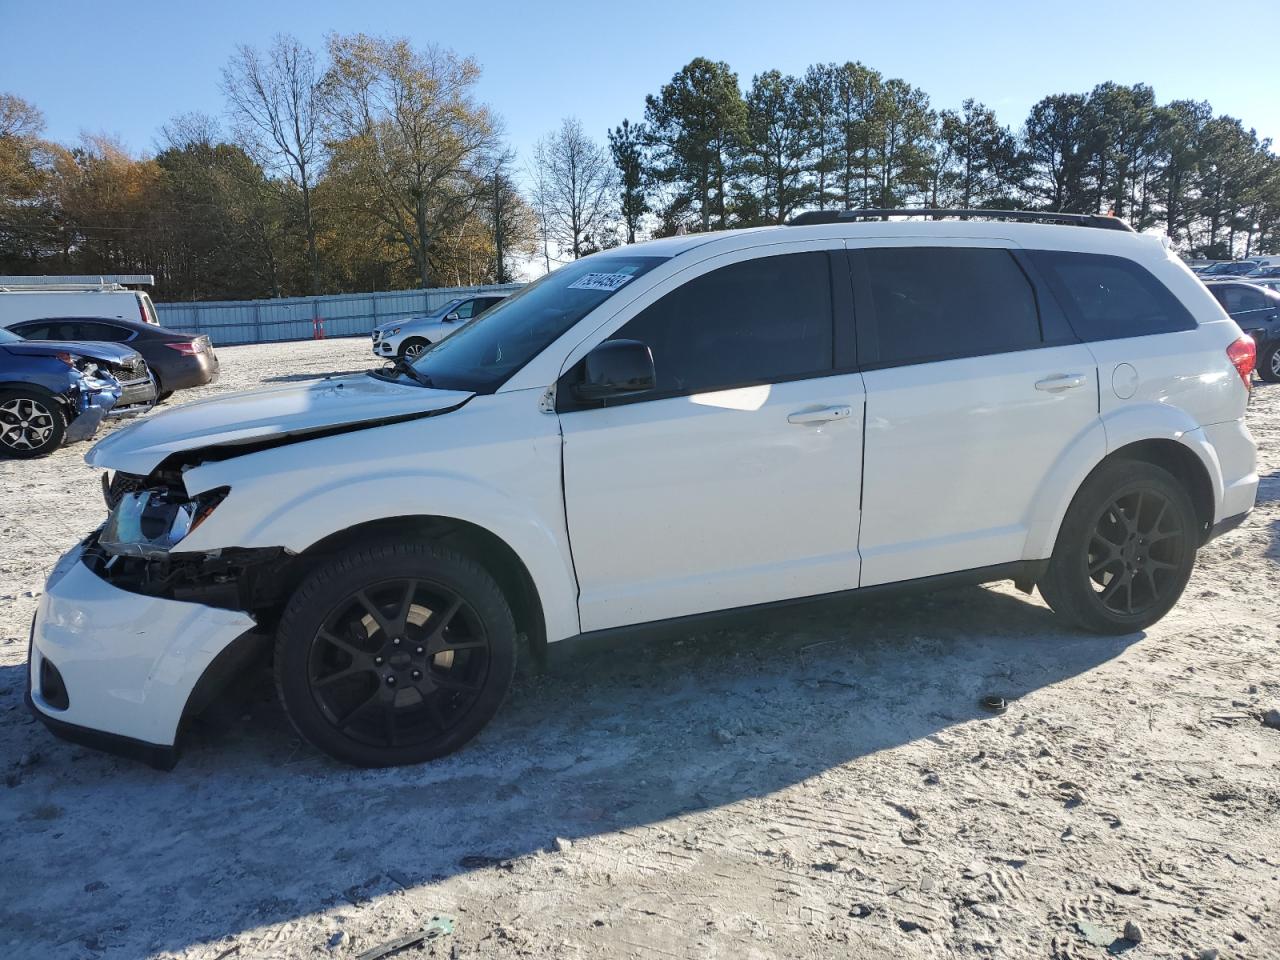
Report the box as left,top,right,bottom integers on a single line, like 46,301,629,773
138,299,148,325
163,341,200,356
1226,335,1256,389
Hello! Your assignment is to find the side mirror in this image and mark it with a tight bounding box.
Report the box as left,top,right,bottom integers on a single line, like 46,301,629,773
444,312,460,322
573,340,656,401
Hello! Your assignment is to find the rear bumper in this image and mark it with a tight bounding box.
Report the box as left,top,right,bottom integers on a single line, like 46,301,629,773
26,542,256,755
160,352,219,391
1201,418,1259,524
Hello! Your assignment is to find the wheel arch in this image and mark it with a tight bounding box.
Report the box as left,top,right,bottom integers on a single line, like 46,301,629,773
1024,409,1224,560
274,515,549,663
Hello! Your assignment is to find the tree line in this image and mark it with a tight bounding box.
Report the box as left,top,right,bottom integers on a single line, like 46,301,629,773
0,34,538,301
2,44,1277,303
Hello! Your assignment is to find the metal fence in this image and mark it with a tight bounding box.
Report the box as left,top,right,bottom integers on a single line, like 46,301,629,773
154,283,523,346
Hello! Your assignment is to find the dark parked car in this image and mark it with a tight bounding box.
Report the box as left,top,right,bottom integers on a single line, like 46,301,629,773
0,327,123,457
1199,261,1261,277
1205,280,1280,382
8,316,218,402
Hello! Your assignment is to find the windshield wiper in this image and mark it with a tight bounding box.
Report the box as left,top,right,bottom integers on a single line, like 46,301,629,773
369,356,434,388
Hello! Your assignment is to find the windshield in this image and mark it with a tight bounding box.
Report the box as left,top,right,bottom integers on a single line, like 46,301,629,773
402,255,666,392
425,298,465,319
0,327,23,344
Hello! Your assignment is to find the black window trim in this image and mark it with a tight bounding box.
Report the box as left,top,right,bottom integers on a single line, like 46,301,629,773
849,245,1063,372
557,248,848,413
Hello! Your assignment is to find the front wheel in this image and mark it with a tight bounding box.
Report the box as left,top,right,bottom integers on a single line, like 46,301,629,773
399,338,430,360
1038,459,1198,634
274,541,516,767
1258,342,1280,383
0,390,66,458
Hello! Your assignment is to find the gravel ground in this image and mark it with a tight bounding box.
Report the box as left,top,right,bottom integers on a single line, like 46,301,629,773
1,337,1278,960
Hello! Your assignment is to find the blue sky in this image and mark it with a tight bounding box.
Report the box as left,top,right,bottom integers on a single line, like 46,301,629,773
2,0,1278,165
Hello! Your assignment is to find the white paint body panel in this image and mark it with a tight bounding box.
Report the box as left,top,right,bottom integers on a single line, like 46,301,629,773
29,544,255,746
563,376,865,632
86,375,472,476
859,344,1102,586
32,219,1258,751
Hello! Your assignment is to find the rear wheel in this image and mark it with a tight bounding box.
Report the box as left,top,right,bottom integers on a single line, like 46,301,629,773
399,338,430,360
0,390,66,458
274,540,517,767
1258,342,1280,383
1039,459,1198,634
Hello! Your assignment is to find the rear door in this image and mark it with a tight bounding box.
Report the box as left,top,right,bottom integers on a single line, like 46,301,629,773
559,245,865,632
853,242,1102,586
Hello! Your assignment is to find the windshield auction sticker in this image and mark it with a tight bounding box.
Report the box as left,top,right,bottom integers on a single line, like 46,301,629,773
567,272,636,292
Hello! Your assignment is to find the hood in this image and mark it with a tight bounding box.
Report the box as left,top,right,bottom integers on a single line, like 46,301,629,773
2,340,140,366
85,373,473,475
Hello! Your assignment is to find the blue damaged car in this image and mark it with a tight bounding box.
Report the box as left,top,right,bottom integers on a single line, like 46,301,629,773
0,326,123,458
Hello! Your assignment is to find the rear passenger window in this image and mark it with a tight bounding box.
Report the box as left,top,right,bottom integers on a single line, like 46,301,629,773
1028,251,1196,340
610,252,833,399
858,247,1041,365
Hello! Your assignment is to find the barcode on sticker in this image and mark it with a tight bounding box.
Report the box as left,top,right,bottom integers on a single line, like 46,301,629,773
567,272,635,292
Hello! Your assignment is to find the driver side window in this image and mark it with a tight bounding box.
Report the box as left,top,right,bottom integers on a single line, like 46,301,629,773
607,251,834,402
453,300,476,320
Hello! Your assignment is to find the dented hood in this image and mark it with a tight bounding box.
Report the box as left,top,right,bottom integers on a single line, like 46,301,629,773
85,373,472,475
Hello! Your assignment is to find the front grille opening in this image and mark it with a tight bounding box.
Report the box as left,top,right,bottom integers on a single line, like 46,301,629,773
40,658,70,710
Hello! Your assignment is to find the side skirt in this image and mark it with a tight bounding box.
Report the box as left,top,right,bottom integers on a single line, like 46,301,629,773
549,559,1049,664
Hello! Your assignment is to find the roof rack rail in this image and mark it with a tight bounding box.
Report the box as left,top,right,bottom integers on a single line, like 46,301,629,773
0,274,155,292
786,208,1134,233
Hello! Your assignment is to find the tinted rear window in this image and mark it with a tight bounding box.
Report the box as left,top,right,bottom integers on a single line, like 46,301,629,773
859,247,1041,365
1028,251,1196,340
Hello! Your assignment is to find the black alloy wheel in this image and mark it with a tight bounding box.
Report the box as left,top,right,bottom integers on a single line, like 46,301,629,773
1085,488,1186,617
275,541,517,766
1038,459,1198,634
307,578,490,748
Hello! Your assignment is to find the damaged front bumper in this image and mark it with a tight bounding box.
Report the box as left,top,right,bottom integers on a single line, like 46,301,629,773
26,541,257,765
64,377,123,442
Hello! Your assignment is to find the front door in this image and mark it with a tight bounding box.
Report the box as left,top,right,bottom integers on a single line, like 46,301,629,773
559,248,865,633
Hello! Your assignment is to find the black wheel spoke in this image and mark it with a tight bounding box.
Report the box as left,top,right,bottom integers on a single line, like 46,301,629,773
307,576,491,751
356,590,395,639
318,628,367,660
314,662,374,687
338,687,383,727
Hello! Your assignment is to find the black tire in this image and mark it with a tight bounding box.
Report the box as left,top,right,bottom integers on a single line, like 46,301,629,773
398,338,430,360
1258,342,1280,383
0,389,67,458
274,540,516,767
154,390,174,404
1038,459,1198,634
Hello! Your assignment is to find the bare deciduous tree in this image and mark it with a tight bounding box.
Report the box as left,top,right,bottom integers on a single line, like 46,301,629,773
532,118,618,260
323,34,499,289
222,34,323,294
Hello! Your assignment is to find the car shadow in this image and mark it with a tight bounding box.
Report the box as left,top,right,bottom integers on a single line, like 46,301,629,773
1,584,1141,956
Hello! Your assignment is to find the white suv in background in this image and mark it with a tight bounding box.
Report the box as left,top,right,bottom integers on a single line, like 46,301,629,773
27,210,1258,769
371,293,511,360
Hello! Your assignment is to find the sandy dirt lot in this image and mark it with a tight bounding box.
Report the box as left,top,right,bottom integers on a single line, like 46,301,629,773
1,338,1278,960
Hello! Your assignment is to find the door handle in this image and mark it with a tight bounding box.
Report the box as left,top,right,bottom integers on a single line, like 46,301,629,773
1034,374,1088,393
787,405,852,425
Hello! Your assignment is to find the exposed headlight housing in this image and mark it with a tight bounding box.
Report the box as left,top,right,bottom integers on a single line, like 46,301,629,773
100,486,229,558
388,326,401,336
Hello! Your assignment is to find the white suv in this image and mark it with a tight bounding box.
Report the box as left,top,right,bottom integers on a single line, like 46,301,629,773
26,211,1259,769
